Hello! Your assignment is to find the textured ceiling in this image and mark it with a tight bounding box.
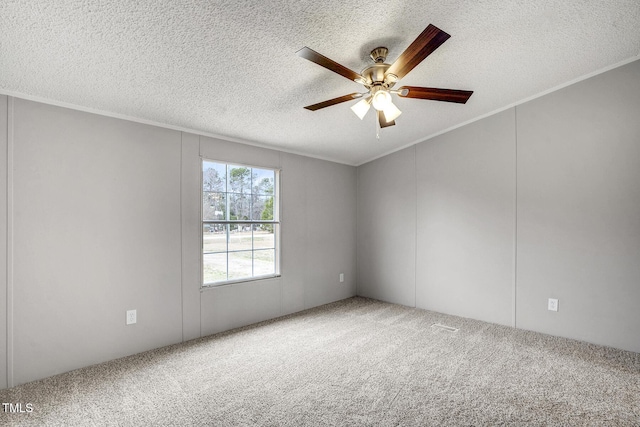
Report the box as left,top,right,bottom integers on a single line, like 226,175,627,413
1,1,640,165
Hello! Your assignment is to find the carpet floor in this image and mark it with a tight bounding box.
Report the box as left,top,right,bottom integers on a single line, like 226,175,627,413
1,296,639,426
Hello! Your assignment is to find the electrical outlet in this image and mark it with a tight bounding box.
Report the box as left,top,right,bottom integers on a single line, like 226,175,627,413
126,309,137,325
548,298,558,312
339,273,344,283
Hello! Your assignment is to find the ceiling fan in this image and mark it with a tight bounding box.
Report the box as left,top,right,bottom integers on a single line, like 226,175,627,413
297,24,473,129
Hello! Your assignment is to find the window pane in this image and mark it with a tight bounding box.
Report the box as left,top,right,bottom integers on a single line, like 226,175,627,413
203,162,226,192
252,224,274,249
251,195,274,221
252,168,275,195
203,192,226,220
203,224,227,253
254,249,275,276
228,165,252,195
203,253,227,283
229,224,252,251
228,193,250,221
228,251,252,280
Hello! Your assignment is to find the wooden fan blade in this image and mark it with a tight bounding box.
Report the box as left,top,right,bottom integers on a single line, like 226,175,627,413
304,93,362,111
297,47,364,82
378,110,396,128
386,24,450,80
398,86,473,104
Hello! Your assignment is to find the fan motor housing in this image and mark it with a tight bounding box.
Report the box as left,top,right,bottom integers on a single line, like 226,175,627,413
361,47,396,87
361,63,395,88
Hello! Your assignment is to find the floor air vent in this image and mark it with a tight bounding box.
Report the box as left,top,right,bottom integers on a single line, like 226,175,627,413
431,323,459,333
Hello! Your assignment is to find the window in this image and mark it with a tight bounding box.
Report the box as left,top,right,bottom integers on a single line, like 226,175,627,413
202,160,280,286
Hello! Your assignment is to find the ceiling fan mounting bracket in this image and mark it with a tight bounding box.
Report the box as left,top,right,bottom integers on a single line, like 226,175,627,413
369,47,389,63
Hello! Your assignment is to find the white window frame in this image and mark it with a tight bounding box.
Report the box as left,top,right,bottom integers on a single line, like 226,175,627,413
201,159,281,287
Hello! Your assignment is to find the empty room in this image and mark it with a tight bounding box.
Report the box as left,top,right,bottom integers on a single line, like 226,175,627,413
1,1,640,425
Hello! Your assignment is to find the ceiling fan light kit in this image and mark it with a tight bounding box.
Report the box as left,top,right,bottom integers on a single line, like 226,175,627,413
297,24,474,132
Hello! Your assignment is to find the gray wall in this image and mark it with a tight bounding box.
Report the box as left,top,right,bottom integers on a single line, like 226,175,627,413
196,142,357,336
0,95,7,389
356,147,416,306
1,98,356,388
357,59,640,352
415,109,516,327
516,60,640,351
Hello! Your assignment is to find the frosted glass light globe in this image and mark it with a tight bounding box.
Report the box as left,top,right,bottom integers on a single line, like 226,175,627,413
371,90,392,111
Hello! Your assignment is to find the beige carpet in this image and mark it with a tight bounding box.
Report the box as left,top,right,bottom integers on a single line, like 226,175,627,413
1,297,639,426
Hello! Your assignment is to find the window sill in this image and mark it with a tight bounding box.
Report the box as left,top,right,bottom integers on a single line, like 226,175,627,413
200,274,282,291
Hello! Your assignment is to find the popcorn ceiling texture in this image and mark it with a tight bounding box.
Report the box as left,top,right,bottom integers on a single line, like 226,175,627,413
1,1,639,165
